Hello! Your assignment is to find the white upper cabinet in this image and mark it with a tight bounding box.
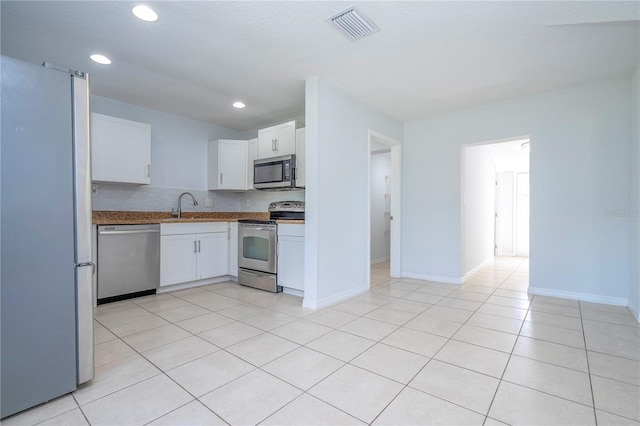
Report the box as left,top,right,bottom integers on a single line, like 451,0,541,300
208,139,248,190
91,113,151,184
257,120,296,159
295,128,305,188
247,138,258,190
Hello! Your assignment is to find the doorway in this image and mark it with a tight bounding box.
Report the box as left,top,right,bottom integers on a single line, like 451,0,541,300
370,146,391,286
367,130,401,287
461,137,530,281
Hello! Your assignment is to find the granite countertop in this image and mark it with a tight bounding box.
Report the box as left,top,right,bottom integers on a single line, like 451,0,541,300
93,211,305,225
92,210,270,225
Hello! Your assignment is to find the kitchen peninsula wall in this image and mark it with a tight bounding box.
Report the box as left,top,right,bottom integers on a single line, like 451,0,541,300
90,95,304,212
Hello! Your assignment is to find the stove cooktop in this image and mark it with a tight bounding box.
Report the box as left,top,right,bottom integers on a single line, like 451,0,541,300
268,201,304,220
237,219,277,225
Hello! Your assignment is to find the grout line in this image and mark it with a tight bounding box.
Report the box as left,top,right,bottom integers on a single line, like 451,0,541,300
87,258,637,425
372,260,524,424
477,259,528,424
71,394,93,426
579,300,599,425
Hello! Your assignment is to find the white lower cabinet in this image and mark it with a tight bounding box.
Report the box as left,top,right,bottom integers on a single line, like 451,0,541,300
277,224,304,292
229,222,238,277
160,222,229,287
161,234,198,285
196,232,229,280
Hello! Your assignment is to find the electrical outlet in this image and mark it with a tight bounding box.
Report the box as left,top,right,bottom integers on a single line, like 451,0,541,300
205,198,213,207
245,199,251,208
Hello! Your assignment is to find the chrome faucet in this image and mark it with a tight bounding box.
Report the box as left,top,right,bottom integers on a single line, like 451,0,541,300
172,192,198,218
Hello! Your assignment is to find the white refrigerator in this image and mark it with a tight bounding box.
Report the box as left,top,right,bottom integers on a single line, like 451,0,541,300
1,55,94,418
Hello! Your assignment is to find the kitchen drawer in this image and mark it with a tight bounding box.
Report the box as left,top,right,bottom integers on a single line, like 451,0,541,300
161,222,227,236
278,223,304,237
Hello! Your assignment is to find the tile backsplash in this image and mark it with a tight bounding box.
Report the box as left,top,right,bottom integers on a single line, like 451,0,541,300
92,183,305,213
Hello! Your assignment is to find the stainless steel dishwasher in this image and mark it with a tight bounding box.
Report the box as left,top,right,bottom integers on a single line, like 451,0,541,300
97,224,160,304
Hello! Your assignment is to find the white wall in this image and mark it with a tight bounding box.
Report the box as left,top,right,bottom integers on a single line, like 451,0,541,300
370,152,391,264
462,145,496,278
304,77,402,309
404,77,631,304
630,63,640,319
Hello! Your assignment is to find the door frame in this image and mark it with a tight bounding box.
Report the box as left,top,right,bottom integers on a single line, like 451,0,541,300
367,130,402,283
461,135,530,274
515,171,530,257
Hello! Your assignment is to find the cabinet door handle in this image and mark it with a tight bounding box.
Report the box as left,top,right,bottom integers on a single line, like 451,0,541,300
198,240,201,252
275,139,278,151
272,139,275,151
220,172,223,185
194,240,197,253
147,164,150,178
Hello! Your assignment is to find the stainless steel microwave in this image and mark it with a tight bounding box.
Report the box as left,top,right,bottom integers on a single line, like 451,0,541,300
253,154,297,190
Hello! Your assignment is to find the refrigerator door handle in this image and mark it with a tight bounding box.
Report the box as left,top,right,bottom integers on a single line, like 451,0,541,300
72,73,94,385
75,264,94,384
76,261,96,275
72,74,92,264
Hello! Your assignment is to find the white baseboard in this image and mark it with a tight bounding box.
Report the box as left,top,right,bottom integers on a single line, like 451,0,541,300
157,276,233,293
461,258,494,283
303,284,369,310
283,287,304,298
371,257,390,265
402,272,462,285
528,286,629,306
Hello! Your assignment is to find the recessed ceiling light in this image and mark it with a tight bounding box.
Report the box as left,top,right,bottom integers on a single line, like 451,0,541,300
132,5,158,22
233,102,246,109
90,54,111,65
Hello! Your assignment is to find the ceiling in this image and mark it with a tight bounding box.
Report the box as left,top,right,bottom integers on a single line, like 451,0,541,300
2,1,638,131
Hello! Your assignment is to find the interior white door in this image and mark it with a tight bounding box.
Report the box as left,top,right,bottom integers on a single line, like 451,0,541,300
516,172,530,257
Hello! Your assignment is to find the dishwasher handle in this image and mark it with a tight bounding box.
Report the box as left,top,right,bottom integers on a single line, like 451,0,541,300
98,229,160,235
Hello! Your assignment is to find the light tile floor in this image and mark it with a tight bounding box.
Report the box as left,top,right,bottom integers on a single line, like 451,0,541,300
370,261,392,287
4,257,640,425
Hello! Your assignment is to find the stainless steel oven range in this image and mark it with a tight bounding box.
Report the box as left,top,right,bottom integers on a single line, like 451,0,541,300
237,201,304,292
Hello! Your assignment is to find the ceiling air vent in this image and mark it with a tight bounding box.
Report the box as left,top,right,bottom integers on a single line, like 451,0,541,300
328,7,380,41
